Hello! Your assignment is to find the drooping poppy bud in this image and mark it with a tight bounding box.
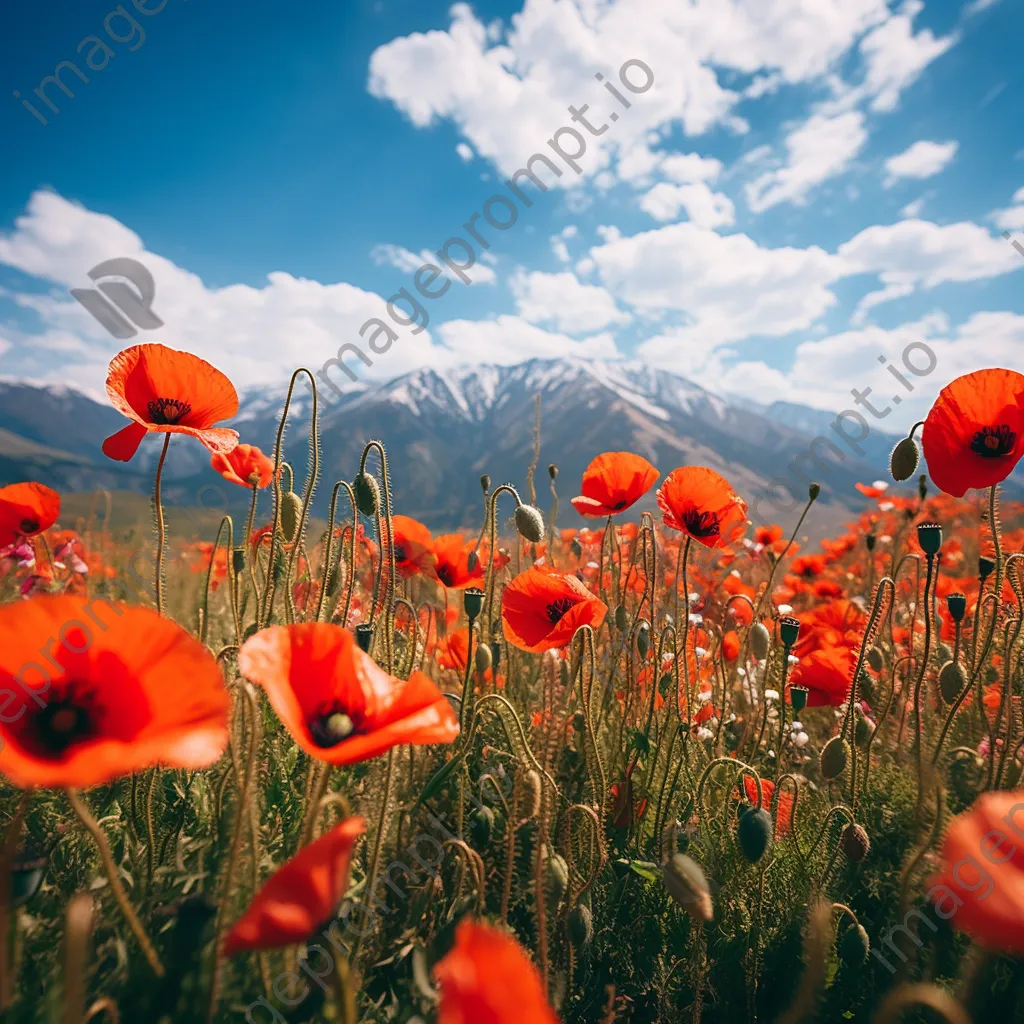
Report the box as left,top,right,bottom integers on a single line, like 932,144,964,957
737,806,773,863
568,903,593,949
890,436,920,482
808,482,821,501
663,853,713,922
939,660,967,704
841,823,870,863
280,491,303,543
470,807,494,849
548,464,558,481
480,474,490,493
542,846,569,907
820,736,849,780
474,643,492,674
839,922,871,966
614,604,628,632
636,620,651,660
515,503,546,543
353,471,380,517
750,622,770,661
866,647,884,672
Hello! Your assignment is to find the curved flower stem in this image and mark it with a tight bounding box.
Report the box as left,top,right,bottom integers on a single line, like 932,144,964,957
243,483,260,620
153,433,171,615
912,555,937,808
351,747,395,965
67,789,164,978
316,481,357,623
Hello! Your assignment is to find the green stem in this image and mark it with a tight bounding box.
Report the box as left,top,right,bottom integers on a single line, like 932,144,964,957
153,433,171,615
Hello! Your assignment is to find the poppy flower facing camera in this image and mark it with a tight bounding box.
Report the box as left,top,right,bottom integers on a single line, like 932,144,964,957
502,567,607,653
571,452,659,518
657,466,748,550
101,343,240,462
922,368,1024,496
0,482,61,548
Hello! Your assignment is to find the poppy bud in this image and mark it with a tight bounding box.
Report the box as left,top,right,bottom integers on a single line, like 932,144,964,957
490,641,502,670
232,547,246,574
779,616,801,649
480,474,490,493
515,503,545,543
939,660,966,704
474,643,492,674
280,491,303,543
865,533,876,552
636,621,651,660
542,846,569,905
355,622,374,652
463,586,484,621
866,647,884,673
808,482,821,502
548,464,558,481
614,604,628,632
840,922,871,966
854,707,873,748
946,593,967,623
568,904,593,949
820,736,849,780
663,853,713,922
789,686,809,714
916,521,942,557
918,474,928,502
353,471,380,517
841,823,870,863
466,550,480,575
737,806,773,863
470,806,494,849
521,769,542,820
979,555,995,581
889,436,920,482
571,538,583,558
750,622,770,661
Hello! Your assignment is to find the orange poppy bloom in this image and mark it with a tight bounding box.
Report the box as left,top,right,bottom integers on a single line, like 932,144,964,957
741,776,794,837
224,817,365,955
788,645,854,707
436,628,470,673
211,443,275,488
928,790,1024,953
501,567,607,653
657,467,748,550
434,919,559,1024
570,452,659,518
0,482,60,547
922,368,1024,496
722,630,741,662
238,623,459,764
855,481,889,499
390,515,437,579
431,534,485,590
101,343,239,462
0,597,229,788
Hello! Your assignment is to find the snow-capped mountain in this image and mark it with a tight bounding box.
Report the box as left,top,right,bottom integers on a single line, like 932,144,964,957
1,359,896,532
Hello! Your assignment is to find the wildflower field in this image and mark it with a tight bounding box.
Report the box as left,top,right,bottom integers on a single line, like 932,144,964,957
2,343,1024,1024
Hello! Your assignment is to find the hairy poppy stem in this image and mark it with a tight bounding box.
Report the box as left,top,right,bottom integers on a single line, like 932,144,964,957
153,433,171,616
61,893,93,1024
351,746,395,964
66,789,164,978
0,792,31,1011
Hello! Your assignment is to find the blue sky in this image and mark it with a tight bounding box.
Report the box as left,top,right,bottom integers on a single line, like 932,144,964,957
1,0,1022,421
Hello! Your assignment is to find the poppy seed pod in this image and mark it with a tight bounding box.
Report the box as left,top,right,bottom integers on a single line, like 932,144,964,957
474,642,492,674
568,904,593,949
841,823,871,863
750,622,771,661
353,471,380,517
470,806,494,849
946,593,967,623
548,463,558,481
515,503,546,543
839,922,871,966
737,806,773,863
866,647,884,672
463,586,484,621
280,490,303,543
662,853,713,922
232,547,246,574
979,555,995,581
939,660,967,705
636,621,651,660
354,622,374,652
779,616,801,649
614,604,628,632
916,521,943,557
820,736,849,780
889,436,920,482
480,474,490,493
808,482,821,501
789,685,809,714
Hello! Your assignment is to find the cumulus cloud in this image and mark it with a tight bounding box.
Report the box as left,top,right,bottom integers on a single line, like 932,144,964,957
371,242,497,284
883,139,958,186
992,186,1024,232
435,315,619,364
511,269,630,333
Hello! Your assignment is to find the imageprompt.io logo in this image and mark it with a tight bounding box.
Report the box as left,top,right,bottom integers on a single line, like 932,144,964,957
71,257,163,339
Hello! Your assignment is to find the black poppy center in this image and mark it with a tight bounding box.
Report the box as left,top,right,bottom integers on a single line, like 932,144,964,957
436,564,454,586
546,596,576,625
611,499,628,511
393,544,407,563
308,703,365,748
26,686,99,757
970,425,1016,459
19,518,40,533
682,509,721,539
147,398,192,425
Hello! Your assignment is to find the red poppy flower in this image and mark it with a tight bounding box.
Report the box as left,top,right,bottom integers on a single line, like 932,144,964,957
101,343,239,462
224,817,365,955
434,919,559,1024
390,515,437,579
928,790,1024,953
431,534,484,590
788,645,854,707
501,567,607,653
436,628,470,673
238,623,459,764
722,630,741,662
855,481,889,500
922,368,1024,496
0,597,229,788
211,443,275,488
571,452,659,518
741,776,794,837
657,467,748,550
0,482,60,548
790,554,826,579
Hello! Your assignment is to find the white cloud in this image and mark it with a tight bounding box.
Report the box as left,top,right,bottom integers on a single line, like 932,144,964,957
992,187,1024,231
435,315,619,364
456,142,474,161
745,111,868,212
901,197,926,218
883,139,958,186
639,181,736,227
510,269,630,333
371,242,496,284
964,0,1001,16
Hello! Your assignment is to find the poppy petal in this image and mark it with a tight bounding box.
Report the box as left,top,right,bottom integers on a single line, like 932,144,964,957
101,421,148,462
